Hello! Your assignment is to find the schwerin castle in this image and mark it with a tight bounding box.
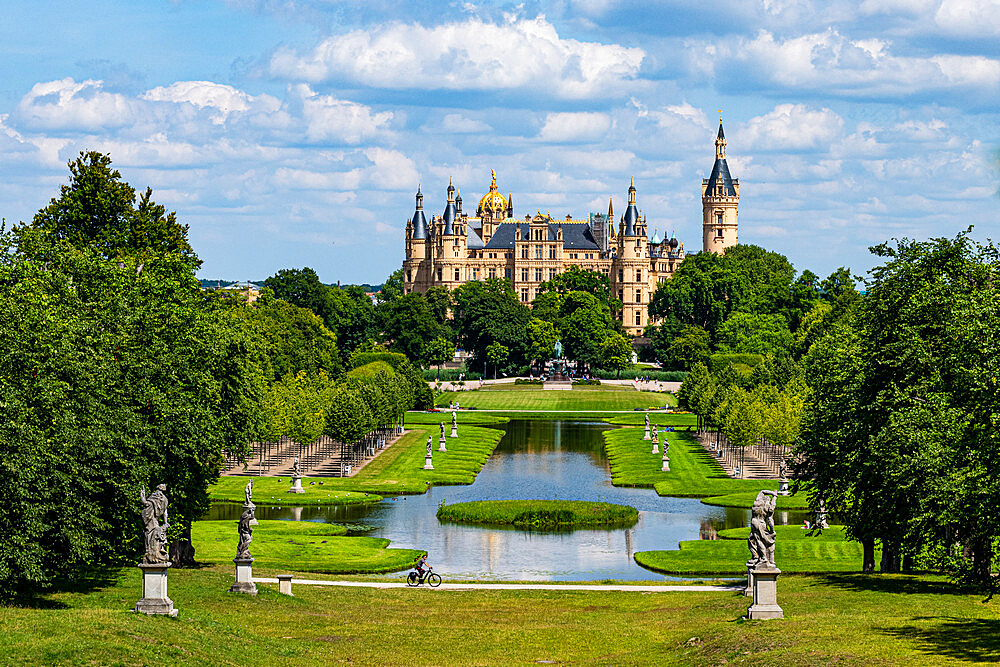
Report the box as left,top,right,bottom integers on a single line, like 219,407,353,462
403,122,739,336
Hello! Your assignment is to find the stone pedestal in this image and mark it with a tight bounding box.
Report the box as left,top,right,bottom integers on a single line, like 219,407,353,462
450,425,458,438
747,565,784,620
277,574,294,596
660,455,670,472
135,563,178,616
643,427,651,440
743,565,755,596
778,479,789,495
288,475,304,494
438,437,447,452
651,442,659,454
229,558,257,595
423,454,434,470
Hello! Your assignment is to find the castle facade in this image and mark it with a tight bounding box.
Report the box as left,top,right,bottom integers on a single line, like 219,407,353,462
402,122,738,336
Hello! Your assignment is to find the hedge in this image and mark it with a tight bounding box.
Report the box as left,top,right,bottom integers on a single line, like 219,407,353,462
590,368,688,382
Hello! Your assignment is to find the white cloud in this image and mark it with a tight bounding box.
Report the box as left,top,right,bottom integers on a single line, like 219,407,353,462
935,0,1000,36
12,78,137,131
267,16,645,99
295,85,394,144
439,114,492,133
697,29,1000,99
142,81,280,124
741,104,845,151
538,112,612,142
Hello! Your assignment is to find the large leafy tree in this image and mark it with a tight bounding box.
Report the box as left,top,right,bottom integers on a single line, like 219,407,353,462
559,291,618,370
382,293,446,365
797,230,1000,585
24,151,198,265
452,279,531,373
0,157,268,597
537,266,622,313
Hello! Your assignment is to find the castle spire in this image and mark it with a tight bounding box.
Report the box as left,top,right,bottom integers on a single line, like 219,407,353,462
715,119,727,160
411,184,428,239
608,195,614,219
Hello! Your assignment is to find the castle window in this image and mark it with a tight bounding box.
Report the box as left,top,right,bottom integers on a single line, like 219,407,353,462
717,212,723,225
535,247,542,259
522,247,528,259
636,269,642,282
437,268,442,281
618,269,624,282
618,290,623,302
521,288,529,302
635,289,641,303
473,269,479,279
521,268,528,282
535,268,542,282
454,269,461,281
635,311,642,326
406,270,411,282
716,227,723,238
549,248,556,259
505,268,511,279
549,269,556,280
489,268,496,278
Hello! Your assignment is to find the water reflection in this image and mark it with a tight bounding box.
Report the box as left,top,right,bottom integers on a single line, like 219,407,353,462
206,420,806,581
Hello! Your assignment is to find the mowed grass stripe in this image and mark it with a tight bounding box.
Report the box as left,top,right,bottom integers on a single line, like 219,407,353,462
435,388,674,411
635,525,875,574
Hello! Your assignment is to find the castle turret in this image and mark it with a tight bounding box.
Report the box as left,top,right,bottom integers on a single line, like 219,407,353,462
404,185,429,293
702,120,739,254
622,177,639,237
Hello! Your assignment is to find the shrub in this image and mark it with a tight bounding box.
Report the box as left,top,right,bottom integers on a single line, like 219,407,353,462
572,378,601,386
708,354,764,373
514,378,544,385
590,368,688,382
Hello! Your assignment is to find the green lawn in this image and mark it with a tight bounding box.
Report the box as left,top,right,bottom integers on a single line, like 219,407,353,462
209,479,382,506
603,412,698,427
436,499,638,529
192,520,421,574
604,426,778,498
701,490,811,510
634,525,875,575
211,423,505,499
4,566,999,665
435,388,674,411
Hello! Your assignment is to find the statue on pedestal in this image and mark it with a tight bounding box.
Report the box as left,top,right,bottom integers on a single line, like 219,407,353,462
292,456,301,477
236,481,257,560
140,484,170,564
747,490,778,568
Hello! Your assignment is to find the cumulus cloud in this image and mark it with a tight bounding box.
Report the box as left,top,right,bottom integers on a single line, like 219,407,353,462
294,85,395,144
267,16,645,99
12,78,138,131
439,113,492,134
741,104,845,151
142,81,280,124
696,29,1000,100
934,0,1000,37
538,112,612,142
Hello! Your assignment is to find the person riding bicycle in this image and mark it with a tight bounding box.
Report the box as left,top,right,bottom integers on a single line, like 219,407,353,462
414,554,429,577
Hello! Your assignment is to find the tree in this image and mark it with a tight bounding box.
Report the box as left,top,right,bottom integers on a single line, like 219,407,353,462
424,286,452,324
452,279,531,373
24,151,198,266
537,266,622,313
382,293,444,364
485,342,509,380
660,324,711,370
424,337,455,378
715,387,764,478
600,333,633,378
715,312,794,357
559,291,617,370
526,318,558,370
264,267,341,331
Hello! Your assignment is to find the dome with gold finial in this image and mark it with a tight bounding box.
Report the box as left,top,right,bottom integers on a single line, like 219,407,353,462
477,169,508,217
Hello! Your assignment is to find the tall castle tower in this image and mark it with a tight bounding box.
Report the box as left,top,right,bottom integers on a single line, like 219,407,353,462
702,120,739,254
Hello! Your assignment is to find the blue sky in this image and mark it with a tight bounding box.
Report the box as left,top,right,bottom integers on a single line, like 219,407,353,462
1,0,998,284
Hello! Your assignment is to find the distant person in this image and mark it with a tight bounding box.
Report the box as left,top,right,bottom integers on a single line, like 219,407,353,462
415,553,429,577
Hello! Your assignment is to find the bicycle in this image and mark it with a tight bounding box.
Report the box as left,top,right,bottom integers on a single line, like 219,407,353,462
406,566,442,587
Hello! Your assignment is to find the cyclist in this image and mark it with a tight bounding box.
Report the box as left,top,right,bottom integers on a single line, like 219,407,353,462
414,554,429,578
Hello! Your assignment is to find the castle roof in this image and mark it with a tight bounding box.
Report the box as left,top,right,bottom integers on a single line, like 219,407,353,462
706,158,737,196
482,222,599,251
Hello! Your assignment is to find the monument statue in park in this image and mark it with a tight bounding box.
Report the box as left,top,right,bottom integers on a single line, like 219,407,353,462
230,480,259,595
746,489,783,620
748,489,778,567
140,483,170,564
292,456,301,477
288,455,304,493
236,481,256,560
554,339,563,359
135,482,177,616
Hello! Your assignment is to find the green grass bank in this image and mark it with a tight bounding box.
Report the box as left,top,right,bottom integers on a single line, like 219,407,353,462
635,525,873,575
192,520,420,574
3,566,997,665
603,427,780,498
436,499,638,529
435,388,674,411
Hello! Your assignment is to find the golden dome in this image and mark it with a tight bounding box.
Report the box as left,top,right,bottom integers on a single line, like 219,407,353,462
477,169,507,216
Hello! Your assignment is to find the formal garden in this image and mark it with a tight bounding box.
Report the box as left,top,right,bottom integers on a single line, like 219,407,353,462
2,155,999,665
